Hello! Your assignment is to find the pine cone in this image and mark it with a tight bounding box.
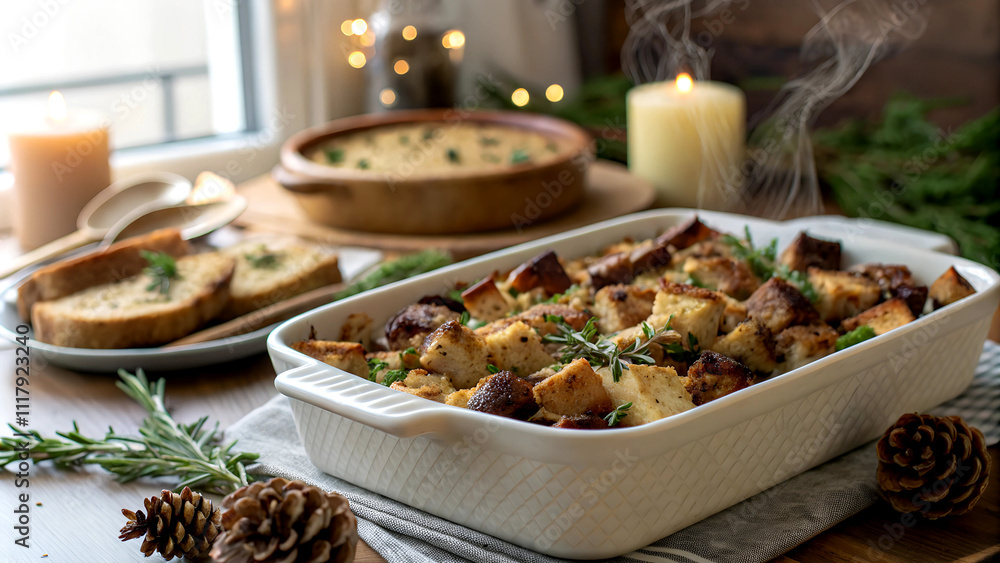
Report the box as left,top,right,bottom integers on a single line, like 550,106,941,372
876,413,991,519
210,477,358,563
119,486,222,560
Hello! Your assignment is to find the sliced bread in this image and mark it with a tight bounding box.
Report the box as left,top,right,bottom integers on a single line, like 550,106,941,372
218,237,341,319
31,252,235,349
17,228,189,321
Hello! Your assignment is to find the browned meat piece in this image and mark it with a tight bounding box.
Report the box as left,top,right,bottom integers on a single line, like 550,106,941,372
592,284,657,333
291,340,368,378
841,297,916,335
894,285,928,317
461,278,510,322
507,251,572,295
852,263,914,294
532,358,614,417
744,277,818,334
628,240,672,278
417,295,466,313
681,256,761,300
466,371,538,419
554,415,610,430
655,215,719,251
780,233,842,272
475,303,592,337
385,303,460,350
680,351,754,406
929,266,976,309
588,252,634,290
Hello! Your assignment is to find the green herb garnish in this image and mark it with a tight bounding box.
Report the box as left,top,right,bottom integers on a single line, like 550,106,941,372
604,402,633,427
545,142,558,152
0,369,257,494
446,148,460,163
482,153,501,163
487,364,500,374
663,331,701,364
333,250,452,300
685,274,706,288
399,135,409,144
543,284,580,303
382,369,408,387
357,159,370,170
244,245,283,269
141,250,179,297
542,316,670,382
367,357,389,382
835,325,877,351
776,264,819,303
324,148,345,163
480,137,500,146
722,226,778,281
508,287,520,297
459,311,471,326
510,148,531,164
422,129,435,141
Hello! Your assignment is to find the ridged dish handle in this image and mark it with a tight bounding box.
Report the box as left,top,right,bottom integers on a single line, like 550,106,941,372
274,362,449,439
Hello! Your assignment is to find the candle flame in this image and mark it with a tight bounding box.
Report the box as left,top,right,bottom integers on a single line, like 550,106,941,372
48,91,67,121
675,73,693,93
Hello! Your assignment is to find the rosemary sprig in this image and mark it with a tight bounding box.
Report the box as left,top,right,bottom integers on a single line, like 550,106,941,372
0,369,258,495
141,251,179,297
542,316,671,382
333,249,453,301
722,227,819,302
605,402,633,427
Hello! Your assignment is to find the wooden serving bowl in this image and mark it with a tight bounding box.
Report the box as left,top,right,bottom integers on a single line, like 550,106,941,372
272,109,594,235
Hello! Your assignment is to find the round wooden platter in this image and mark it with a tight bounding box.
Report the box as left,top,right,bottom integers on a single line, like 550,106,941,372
234,160,655,259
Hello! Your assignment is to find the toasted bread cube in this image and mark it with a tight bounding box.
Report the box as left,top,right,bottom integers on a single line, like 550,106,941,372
339,313,374,349
680,351,754,406
389,369,457,403
507,250,572,295
628,240,672,278
852,263,914,294
475,303,591,337
445,388,475,409
587,252,634,290
648,282,725,348
841,297,915,335
385,303,460,350
593,284,657,333
655,216,719,251
461,278,511,322
597,364,694,426
681,256,760,300
929,266,976,309
745,277,819,333
467,371,537,418
419,320,491,389
291,340,368,378
720,294,748,333
532,358,614,416
774,323,839,373
709,318,777,374
808,268,880,324
780,233,841,272
481,320,555,375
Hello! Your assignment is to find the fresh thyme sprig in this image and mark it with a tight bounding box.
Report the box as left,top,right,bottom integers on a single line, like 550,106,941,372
542,316,672,382
0,369,258,495
722,227,819,303
605,402,633,427
141,251,179,297
663,332,701,364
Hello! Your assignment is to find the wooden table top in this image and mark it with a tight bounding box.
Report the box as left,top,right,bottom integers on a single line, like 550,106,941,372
1,235,998,562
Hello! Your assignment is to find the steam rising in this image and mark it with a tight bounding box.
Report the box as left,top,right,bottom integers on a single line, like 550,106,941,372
623,0,928,218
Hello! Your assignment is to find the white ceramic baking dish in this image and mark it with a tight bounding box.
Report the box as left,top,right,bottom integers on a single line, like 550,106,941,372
268,210,1000,559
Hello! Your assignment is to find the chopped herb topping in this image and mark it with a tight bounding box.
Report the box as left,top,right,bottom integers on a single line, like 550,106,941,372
545,142,558,152
446,148,460,163
605,402,633,427
141,251,179,297
422,129,435,141
480,136,500,146
324,148,344,164
685,274,706,288
543,284,580,303
399,135,409,144
487,364,500,374
482,153,501,163
663,331,701,364
510,149,531,164
244,245,283,269
459,311,471,326
382,369,408,387
836,325,876,351
357,159,370,170
367,358,389,382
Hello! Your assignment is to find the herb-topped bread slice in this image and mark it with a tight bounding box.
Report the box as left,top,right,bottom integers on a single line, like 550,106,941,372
218,237,341,320
31,252,235,349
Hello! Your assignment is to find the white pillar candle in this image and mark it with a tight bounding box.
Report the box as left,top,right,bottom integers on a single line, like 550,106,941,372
627,74,745,210
8,91,111,250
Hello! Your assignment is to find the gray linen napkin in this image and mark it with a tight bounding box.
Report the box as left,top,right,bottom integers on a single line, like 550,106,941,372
226,342,1000,563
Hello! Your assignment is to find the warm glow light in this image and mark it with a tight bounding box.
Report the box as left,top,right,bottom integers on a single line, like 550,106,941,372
358,30,375,46
545,84,564,102
393,59,410,75
511,88,529,107
351,18,368,35
402,25,417,40
340,19,354,36
379,88,397,106
442,30,465,49
676,73,693,93
188,172,236,205
348,51,367,68
48,91,67,121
